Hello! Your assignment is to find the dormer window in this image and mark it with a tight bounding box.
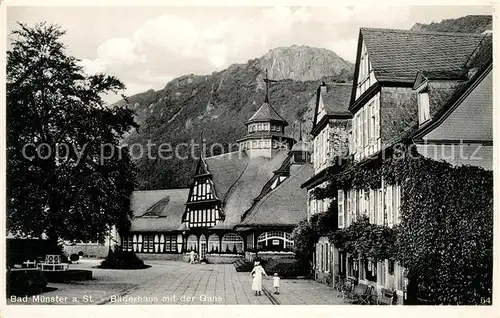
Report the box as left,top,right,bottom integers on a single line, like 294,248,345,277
263,123,269,131
418,90,430,124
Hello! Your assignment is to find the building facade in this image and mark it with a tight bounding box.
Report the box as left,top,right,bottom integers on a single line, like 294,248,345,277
303,27,491,303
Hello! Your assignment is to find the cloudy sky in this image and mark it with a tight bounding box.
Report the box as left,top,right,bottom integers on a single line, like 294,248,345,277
7,5,492,103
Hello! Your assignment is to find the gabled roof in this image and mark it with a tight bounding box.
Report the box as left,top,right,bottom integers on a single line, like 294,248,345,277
129,189,189,232
351,28,485,106
361,28,484,82
320,83,353,115
208,150,290,229
413,34,492,141
237,163,313,227
413,66,492,142
311,82,352,135
246,102,288,126
413,69,468,90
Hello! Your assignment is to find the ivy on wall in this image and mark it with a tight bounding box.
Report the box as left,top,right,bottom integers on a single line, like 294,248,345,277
295,146,493,305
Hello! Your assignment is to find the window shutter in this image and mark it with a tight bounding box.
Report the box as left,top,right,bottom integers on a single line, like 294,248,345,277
352,190,358,221
368,102,373,145
352,115,357,153
346,190,351,227
374,97,380,140
363,107,369,154
338,189,345,229
395,184,401,224
361,189,366,216
387,185,394,227
369,189,375,223
357,111,362,154
322,130,327,163
377,189,383,225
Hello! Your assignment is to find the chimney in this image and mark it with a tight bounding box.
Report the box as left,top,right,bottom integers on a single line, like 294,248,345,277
320,82,327,95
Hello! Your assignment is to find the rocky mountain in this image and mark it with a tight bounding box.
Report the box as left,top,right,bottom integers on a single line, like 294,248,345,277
258,45,353,82
411,15,492,33
118,46,354,190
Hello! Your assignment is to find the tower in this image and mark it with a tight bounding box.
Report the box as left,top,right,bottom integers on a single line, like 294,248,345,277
236,70,295,158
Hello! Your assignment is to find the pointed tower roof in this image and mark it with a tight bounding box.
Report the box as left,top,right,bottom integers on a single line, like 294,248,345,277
245,102,288,125
245,69,288,126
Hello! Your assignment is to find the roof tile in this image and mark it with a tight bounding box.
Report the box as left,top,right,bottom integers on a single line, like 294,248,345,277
361,28,485,83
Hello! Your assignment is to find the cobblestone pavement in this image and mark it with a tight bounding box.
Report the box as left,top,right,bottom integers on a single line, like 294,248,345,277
8,259,347,305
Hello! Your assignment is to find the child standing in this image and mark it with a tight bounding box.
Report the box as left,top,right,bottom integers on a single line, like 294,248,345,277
273,273,280,294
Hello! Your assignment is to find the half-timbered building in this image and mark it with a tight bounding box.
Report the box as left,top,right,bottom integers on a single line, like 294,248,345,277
120,84,313,262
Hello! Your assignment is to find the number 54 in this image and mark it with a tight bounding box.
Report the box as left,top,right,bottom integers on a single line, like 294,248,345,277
480,297,491,305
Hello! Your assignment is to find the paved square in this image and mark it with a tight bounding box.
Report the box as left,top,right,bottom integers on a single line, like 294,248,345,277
8,259,348,305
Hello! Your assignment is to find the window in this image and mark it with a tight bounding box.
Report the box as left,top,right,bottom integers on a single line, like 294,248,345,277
187,234,198,251
257,231,293,251
364,259,377,282
418,91,430,124
222,233,244,253
122,236,133,252
263,123,270,131
351,95,380,160
142,235,154,253
164,235,174,252
356,42,374,99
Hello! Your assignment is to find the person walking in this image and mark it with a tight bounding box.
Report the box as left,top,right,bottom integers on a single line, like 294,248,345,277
251,261,268,296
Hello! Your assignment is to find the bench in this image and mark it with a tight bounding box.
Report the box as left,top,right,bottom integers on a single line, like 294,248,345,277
376,288,396,305
344,283,367,302
37,255,69,271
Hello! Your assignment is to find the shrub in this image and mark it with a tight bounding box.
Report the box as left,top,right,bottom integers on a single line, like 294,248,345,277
7,269,47,297
70,254,79,262
99,248,149,269
263,258,306,278
78,251,84,257
292,219,318,271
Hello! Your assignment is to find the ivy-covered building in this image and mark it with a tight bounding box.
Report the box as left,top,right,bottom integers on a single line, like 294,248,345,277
120,87,313,262
302,27,491,303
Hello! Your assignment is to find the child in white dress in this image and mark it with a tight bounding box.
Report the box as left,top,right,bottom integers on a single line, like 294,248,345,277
273,273,280,294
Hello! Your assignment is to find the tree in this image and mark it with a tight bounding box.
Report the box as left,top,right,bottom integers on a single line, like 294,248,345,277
7,23,138,246
292,219,318,270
